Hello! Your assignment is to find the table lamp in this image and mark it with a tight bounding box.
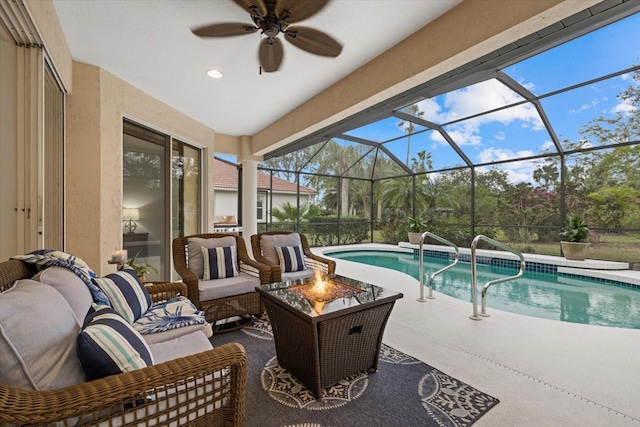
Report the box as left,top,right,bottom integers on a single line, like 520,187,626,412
123,208,139,234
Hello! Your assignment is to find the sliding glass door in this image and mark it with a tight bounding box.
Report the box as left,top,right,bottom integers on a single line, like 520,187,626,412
122,121,167,281
123,120,202,281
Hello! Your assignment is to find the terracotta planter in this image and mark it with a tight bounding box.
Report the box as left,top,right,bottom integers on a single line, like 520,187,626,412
560,241,590,261
408,232,423,245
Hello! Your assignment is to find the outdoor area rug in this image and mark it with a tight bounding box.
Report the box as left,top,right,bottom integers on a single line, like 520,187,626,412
210,317,499,427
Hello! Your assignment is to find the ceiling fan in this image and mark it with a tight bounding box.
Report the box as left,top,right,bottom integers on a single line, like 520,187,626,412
191,0,343,72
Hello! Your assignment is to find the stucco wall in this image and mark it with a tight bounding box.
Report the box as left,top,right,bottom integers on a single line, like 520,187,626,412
66,62,217,274
25,0,72,92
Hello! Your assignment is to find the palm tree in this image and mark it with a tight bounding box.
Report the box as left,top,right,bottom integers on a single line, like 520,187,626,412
397,104,424,165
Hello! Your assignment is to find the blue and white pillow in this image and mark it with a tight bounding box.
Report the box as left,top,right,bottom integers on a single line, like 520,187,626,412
92,268,151,324
202,246,239,280
77,306,153,381
275,245,306,272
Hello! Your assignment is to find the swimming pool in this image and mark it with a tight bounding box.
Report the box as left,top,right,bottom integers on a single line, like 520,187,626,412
327,249,640,329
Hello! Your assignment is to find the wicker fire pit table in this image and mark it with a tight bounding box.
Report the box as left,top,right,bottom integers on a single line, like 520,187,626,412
256,274,403,400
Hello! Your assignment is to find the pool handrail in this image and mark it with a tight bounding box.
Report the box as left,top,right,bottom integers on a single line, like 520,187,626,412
418,231,459,302
470,234,526,320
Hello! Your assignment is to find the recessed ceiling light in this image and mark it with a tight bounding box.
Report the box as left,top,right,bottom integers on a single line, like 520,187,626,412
206,69,223,79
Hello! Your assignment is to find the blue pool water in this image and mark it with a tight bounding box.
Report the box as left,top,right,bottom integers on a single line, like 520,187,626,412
327,249,640,329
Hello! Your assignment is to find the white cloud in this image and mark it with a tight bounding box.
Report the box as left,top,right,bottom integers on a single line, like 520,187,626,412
541,140,556,152
477,148,539,184
612,97,636,114
431,127,482,147
569,98,599,113
416,98,444,123
415,79,545,149
478,147,534,164
442,80,526,121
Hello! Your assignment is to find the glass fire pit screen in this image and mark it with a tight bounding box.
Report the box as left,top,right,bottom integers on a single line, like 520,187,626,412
257,274,396,318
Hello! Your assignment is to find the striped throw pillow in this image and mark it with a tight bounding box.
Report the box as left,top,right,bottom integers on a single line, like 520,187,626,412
77,306,153,381
202,246,239,280
275,245,306,272
92,268,151,323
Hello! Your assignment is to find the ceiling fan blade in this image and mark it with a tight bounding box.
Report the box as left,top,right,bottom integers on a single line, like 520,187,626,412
284,26,342,57
233,0,267,18
259,37,284,72
192,23,258,37
275,0,329,23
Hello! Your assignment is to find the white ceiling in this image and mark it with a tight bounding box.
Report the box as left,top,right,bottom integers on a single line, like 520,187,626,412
52,0,460,137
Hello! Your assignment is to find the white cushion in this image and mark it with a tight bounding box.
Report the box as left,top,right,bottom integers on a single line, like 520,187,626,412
140,323,211,345
260,233,302,265
198,274,260,302
33,266,93,326
280,268,315,282
187,236,236,279
148,330,213,364
0,279,86,390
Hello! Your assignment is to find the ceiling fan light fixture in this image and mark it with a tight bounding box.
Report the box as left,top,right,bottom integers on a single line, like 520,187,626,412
206,69,223,79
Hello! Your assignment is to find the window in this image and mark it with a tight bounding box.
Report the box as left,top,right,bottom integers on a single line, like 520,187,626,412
257,193,265,222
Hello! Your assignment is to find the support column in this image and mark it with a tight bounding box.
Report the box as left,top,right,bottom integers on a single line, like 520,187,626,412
239,136,261,251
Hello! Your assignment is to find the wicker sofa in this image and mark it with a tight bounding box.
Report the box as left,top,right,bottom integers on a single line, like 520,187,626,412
0,259,247,426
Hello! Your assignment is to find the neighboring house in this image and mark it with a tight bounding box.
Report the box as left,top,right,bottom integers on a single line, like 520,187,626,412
213,158,316,223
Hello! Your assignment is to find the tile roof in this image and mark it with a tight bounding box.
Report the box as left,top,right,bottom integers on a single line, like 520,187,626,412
213,158,316,194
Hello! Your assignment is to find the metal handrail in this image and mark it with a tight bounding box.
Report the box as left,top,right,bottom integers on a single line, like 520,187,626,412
469,235,525,320
418,231,459,302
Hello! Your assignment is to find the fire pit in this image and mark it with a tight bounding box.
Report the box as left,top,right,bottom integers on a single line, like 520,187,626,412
291,274,363,302
256,274,403,400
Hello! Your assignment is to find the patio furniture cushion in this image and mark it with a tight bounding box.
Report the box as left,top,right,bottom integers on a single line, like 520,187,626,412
0,279,86,390
280,268,315,282
275,245,306,272
77,306,154,381
199,274,261,302
33,265,93,326
148,330,213,364
187,236,236,279
260,233,302,265
92,269,152,323
202,246,238,280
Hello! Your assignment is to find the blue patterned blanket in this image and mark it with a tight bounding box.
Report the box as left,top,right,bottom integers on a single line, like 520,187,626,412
11,249,109,305
133,296,212,337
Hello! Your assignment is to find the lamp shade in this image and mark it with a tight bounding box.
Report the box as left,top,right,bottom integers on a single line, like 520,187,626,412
123,208,140,221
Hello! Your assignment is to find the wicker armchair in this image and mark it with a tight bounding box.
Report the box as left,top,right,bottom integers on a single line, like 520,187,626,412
0,259,247,427
172,233,271,325
250,231,336,282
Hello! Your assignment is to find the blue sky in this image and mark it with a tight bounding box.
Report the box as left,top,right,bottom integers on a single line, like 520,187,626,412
379,11,639,183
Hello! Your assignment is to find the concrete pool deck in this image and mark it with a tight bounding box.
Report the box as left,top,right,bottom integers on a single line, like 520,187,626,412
315,243,640,426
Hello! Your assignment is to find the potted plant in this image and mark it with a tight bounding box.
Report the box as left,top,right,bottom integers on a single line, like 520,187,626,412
407,216,426,245
559,214,590,261
124,253,158,282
